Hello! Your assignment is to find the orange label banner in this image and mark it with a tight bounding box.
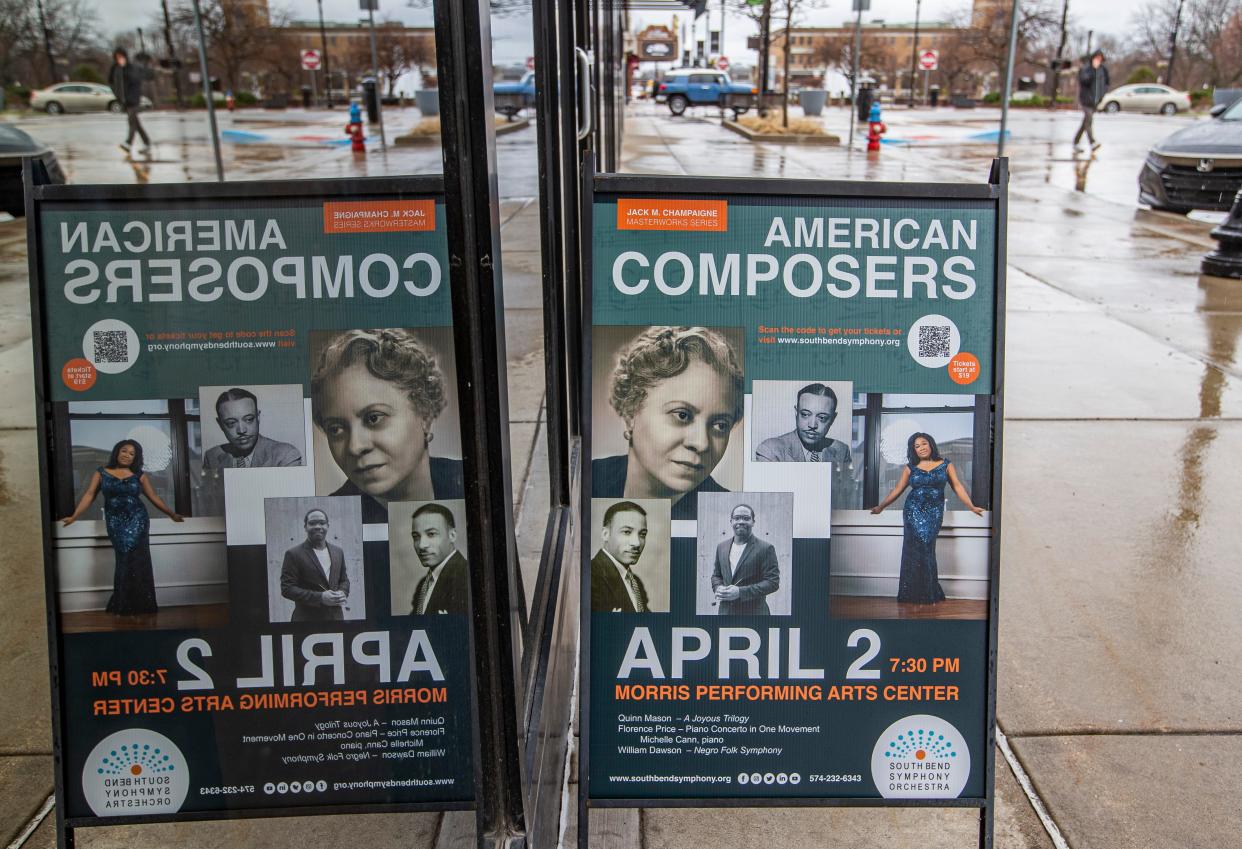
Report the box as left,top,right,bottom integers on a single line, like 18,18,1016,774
323,199,436,233
616,198,728,232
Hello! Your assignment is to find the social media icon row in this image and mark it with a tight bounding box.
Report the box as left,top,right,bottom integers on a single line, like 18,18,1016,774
264,780,328,794
737,772,800,785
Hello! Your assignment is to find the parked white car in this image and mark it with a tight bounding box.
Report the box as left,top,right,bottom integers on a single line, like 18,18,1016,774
30,82,152,115
1098,84,1192,115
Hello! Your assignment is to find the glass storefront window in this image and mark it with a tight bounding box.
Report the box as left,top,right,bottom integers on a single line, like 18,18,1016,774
187,421,225,518
881,394,974,409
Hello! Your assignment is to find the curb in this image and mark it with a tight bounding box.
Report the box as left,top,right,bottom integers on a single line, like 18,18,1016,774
722,118,840,145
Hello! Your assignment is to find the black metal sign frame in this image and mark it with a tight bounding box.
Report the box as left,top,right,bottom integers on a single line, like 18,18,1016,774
24,172,487,845
577,158,1008,849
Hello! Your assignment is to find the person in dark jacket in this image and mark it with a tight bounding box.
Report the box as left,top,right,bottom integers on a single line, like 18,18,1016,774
1074,50,1109,152
108,48,151,155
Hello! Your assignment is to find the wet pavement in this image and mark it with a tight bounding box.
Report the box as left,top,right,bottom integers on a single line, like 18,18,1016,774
610,103,1242,848
1,102,1240,847
4,108,538,197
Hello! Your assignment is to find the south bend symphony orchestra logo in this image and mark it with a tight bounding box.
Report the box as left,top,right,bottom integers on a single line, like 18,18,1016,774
870,714,970,799
82,729,190,816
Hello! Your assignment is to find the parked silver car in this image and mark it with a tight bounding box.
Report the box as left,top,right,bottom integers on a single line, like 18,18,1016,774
1099,84,1191,115
30,82,151,114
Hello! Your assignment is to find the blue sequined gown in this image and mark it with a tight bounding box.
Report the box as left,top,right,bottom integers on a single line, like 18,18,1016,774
99,468,158,615
898,462,949,604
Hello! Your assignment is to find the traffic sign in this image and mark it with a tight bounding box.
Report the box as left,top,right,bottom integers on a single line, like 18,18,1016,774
716,55,730,71
300,48,321,71
526,55,536,70
918,49,939,71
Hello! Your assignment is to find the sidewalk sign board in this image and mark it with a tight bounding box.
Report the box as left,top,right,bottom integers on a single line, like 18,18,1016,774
579,159,1007,846
24,173,481,842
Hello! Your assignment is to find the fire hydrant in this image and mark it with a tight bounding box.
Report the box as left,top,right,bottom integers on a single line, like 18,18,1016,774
225,90,235,112
867,102,886,152
345,102,366,153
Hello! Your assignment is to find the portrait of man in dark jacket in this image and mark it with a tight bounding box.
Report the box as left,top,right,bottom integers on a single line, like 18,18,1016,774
279,508,350,622
710,503,780,616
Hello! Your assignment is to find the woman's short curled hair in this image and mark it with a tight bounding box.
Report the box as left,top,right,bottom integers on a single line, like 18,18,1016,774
311,328,447,427
609,326,744,424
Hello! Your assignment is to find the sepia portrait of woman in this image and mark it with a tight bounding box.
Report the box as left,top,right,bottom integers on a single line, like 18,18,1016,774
311,328,464,523
593,326,744,521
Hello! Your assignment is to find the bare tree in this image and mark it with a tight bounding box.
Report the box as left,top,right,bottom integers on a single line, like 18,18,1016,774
1184,0,1242,87
967,0,1057,90
173,0,270,93
372,24,433,95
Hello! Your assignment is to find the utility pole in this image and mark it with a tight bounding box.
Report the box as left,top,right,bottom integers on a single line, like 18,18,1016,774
847,0,863,149
161,0,185,109
1166,0,1186,88
759,0,771,102
137,27,147,55
365,0,386,149
1048,0,1068,105
35,0,57,85
720,0,726,63
907,0,921,107
318,0,333,107
998,0,1020,157
191,0,225,182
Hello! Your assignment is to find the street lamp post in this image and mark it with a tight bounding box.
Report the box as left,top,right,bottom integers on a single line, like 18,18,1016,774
190,0,225,182
907,0,921,107
998,0,1020,157
847,0,864,149
364,0,387,149
161,0,186,110
318,0,333,108
1166,0,1186,88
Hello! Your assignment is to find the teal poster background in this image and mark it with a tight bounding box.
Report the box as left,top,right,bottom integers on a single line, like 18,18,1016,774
586,189,1000,801
41,197,451,402
32,185,477,820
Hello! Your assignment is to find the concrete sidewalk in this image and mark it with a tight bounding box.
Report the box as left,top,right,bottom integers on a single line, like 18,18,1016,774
580,104,1242,849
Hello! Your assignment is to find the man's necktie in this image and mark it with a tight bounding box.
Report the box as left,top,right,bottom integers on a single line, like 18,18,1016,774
234,454,249,468
810,450,821,462
624,567,648,613
413,573,432,614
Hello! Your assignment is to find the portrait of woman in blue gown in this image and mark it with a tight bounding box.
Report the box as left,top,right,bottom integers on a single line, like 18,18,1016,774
61,439,183,615
870,432,984,604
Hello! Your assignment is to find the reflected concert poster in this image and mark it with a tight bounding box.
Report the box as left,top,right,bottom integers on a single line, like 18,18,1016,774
584,180,1005,802
28,179,475,822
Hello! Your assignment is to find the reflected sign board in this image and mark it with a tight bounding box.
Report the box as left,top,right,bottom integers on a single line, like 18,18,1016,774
25,176,479,834
579,164,1007,843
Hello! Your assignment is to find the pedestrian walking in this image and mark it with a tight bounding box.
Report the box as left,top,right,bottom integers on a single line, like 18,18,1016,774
1074,50,1109,153
108,48,151,156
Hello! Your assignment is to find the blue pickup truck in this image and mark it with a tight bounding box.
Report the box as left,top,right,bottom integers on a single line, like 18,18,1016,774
657,69,757,116
494,71,536,119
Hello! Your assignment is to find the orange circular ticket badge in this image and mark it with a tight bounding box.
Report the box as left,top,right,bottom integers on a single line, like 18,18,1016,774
947,352,980,386
61,358,97,392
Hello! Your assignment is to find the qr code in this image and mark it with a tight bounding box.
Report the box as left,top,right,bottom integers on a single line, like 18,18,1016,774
918,325,951,359
92,330,130,364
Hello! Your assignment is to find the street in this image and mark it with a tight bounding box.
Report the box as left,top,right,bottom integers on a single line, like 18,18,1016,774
1,101,1240,848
